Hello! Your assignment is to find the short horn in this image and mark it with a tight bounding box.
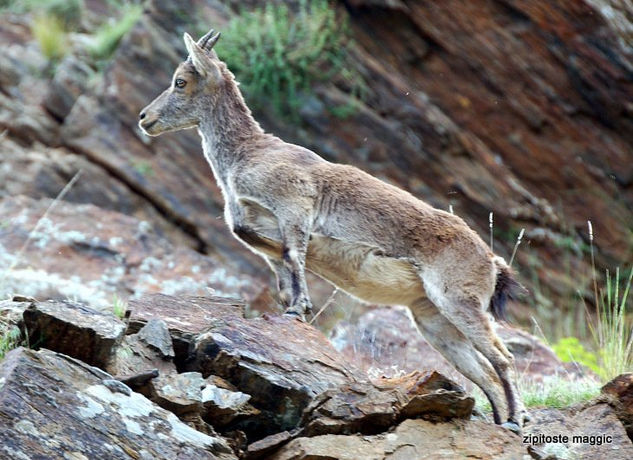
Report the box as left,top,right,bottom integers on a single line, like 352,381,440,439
206,31,221,50
197,28,215,49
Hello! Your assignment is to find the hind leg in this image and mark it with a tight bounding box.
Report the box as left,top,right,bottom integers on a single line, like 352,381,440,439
430,293,525,428
492,334,530,424
409,298,508,424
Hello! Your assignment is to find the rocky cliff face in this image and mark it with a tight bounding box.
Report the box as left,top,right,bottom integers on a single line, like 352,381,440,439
1,0,631,329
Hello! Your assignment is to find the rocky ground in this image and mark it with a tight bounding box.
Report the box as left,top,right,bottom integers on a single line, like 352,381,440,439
1,294,632,459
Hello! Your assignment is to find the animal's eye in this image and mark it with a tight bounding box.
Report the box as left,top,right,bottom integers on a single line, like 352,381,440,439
174,78,186,88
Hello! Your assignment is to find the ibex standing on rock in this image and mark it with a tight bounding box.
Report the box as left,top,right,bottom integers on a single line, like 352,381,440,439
139,29,529,431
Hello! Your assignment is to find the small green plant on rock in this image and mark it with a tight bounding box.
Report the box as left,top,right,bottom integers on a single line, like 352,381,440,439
112,294,127,319
0,325,22,361
31,14,68,63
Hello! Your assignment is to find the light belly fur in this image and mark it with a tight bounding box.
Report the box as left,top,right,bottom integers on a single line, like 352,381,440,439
305,234,425,306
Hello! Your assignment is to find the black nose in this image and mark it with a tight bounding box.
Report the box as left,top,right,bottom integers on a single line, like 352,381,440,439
139,111,146,120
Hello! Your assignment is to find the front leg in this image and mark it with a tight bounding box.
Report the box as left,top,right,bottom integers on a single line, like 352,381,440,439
275,217,313,318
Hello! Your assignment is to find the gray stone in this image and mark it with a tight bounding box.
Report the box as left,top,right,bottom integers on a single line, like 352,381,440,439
0,347,236,460
138,318,175,359
22,299,126,368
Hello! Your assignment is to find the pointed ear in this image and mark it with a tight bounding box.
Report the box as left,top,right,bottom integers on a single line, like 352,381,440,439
183,32,219,79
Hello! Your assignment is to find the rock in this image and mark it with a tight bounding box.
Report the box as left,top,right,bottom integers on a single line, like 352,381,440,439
246,431,295,460
44,55,92,121
106,327,177,382
189,313,366,439
151,372,207,416
128,294,247,365
302,371,473,436
602,373,633,439
523,403,633,459
270,418,526,460
0,347,236,460
117,369,160,390
0,195,266,308
202,380,260,427
149,371,259,427
137,318,175,359
331,306,591,390
22,299,126,368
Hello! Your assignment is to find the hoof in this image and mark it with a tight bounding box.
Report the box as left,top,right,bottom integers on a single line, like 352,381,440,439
501,420,521,435
283,309,306,321
521,411,532,424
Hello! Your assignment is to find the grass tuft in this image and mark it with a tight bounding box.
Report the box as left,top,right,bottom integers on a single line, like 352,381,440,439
0,324,22,361
31,14,68,62
589,266,633,380
473,376,600,414
112,294,127,319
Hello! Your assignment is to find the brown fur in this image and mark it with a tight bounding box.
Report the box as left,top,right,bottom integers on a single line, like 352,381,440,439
139,30,529,429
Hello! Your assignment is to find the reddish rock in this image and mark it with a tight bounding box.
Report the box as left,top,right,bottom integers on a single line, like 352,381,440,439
301,370,473,437
602,373,633,439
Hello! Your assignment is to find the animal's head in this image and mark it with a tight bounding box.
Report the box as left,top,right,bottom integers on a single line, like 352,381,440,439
139,29,225,136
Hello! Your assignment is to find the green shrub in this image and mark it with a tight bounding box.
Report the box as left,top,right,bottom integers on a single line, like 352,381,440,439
31,14,67,62
88,4,142,61
552,336,600,374
221,0,361,119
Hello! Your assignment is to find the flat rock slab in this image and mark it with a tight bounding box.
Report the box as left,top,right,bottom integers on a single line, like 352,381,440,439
269,418,526,460
23,299,126,368
190,313,366,437
0,347,236,460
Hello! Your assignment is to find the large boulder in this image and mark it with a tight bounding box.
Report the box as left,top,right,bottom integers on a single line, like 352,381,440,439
0,347,236,460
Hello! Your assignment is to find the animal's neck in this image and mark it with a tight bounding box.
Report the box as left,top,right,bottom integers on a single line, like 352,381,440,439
198,77,263,187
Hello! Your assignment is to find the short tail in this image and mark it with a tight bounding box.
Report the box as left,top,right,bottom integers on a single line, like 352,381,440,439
490,257,527,322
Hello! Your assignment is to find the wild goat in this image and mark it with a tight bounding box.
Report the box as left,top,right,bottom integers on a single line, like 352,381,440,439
139,29,529,431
